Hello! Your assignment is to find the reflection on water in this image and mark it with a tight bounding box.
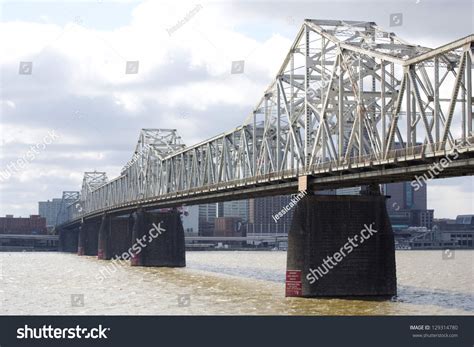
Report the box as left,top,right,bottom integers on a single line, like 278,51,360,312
0,250,472,315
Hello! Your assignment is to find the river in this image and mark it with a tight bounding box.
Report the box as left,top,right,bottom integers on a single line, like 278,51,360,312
0,250,472,315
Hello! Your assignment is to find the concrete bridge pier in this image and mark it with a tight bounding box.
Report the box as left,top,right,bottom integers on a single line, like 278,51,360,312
98,214,132,260
77,219,100,256
97,214,109,260
77,225,84,255
286,192,396,298
130,209,185,267
58,228,79,253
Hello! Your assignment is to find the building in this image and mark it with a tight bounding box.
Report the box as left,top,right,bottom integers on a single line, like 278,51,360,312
217,200,248,221
192,180,434,237
248,195,294,235
198,203,217,236
214,217,246,237
38,198,62,227
337,182,433,231
0,215,47,235
384,181,426,210
336,187,361,195
435,215,474,231
409,215,474,249
181,205,199,235
455,215,474,226
183,203,245,236
383,182,433,230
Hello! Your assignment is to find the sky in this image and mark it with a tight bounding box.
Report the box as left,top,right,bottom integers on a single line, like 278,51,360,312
0,0,473,218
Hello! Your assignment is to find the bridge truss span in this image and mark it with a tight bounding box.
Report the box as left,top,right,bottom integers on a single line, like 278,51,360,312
64,19,474,223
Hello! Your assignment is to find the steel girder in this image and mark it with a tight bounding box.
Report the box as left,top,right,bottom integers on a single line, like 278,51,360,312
79,171,108,214
55,191,80,225
69,19,473,218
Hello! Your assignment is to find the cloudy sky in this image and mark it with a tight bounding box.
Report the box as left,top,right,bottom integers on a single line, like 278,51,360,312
0,0,472,218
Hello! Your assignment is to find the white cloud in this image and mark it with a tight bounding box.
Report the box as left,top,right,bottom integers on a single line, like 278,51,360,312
428,179,474,218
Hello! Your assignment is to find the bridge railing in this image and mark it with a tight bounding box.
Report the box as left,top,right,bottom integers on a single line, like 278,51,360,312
63,134,474,223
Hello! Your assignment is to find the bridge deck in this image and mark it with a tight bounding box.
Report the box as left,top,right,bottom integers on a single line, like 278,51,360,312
60,142,474,228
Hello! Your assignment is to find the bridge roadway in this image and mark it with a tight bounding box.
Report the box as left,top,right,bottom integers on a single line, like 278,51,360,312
60,139,474,228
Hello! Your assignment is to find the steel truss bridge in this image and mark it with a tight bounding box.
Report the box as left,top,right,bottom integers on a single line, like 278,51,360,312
58,19,474,226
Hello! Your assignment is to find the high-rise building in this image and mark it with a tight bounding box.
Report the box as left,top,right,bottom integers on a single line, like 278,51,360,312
382,182,433,230
181,205,199,235
336,182,433,230
217,200,248,221
248,195,294,235
38,198,63,227
384,181,427,210
198,203,217,236
336,187,361,195
214,217,246,237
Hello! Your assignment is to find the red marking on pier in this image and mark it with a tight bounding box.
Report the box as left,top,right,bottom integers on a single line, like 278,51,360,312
285,270,302,297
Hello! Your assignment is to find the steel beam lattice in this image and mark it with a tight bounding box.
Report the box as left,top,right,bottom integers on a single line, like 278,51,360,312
63,19,474,221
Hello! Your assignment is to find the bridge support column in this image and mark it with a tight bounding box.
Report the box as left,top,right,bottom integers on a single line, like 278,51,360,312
97,215,109,260
77,225,84,256
58,228,79,253
286,194,396,298
98,215,132,260
130,209,185,267
78,219,100,256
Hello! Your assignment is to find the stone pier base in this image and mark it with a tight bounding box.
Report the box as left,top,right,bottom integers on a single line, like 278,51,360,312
286,194,396,298
97,215,109,260
78,220,100,256
98,215,132,260
130,209,185,267
58,228,79,253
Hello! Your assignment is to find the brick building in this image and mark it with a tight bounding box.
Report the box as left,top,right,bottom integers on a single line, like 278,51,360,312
0,215,47,235
214,217,246,237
